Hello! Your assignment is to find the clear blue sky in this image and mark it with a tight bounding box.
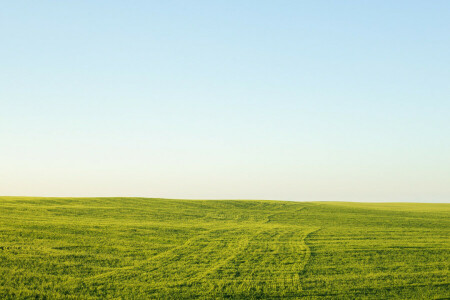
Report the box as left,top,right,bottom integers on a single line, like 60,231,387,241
1,1,449,201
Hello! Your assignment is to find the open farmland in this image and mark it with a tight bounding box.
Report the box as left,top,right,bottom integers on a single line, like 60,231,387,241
0,197,448,299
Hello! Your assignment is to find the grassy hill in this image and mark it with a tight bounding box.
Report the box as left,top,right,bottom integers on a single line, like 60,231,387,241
0,197,448,299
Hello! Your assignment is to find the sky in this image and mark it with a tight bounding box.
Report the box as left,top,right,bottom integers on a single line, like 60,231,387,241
1,1,449,202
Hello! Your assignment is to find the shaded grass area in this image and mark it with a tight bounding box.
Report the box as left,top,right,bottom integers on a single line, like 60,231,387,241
0,197,448,299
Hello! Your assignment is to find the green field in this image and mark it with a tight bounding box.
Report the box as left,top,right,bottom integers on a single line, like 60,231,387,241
0,197,449,299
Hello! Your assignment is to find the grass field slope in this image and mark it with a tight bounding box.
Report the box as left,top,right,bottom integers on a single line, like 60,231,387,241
0,197,449,299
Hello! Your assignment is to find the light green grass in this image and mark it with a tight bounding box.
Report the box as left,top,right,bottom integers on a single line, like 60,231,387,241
0,197,448,299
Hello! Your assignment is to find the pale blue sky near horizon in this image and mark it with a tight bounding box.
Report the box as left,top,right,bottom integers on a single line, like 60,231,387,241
1,1,449,202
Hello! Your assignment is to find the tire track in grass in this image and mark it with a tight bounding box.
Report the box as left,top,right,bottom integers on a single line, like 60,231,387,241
299,227,321,275
71,228,216,284
185,231,255,289
196,226,318,295
77,227,252,286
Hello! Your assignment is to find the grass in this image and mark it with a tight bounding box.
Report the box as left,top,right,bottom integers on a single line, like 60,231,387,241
0,197,448,299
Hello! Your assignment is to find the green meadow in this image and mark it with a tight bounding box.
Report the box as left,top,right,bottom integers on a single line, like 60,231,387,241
0,197,448,299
